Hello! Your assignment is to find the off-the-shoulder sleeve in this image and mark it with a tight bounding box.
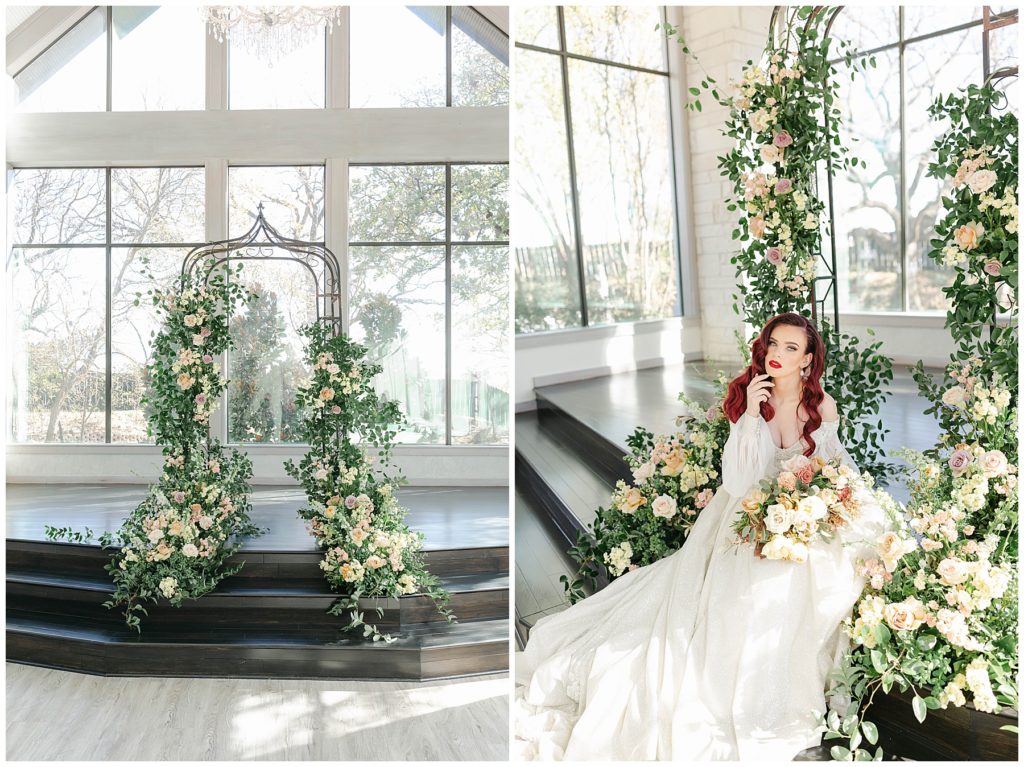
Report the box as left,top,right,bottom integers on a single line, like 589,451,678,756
721,412,773,498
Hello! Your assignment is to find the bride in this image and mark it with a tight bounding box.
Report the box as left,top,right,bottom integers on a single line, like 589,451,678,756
514,312,890,761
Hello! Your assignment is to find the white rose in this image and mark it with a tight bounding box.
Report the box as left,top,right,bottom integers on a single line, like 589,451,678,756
967,169,998,195
941,386,968,408
632,462,655,483
937,558,971,586
797,494,828,521
147,528,164,544
181,543,199,558
761,535,790,560
787,540,809,563
651,494,678,519
764,503,793,534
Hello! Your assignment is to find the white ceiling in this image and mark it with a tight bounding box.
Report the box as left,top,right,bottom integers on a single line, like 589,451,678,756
7,6,40,36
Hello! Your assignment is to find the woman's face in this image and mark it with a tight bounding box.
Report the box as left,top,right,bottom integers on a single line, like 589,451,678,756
764,323,812,379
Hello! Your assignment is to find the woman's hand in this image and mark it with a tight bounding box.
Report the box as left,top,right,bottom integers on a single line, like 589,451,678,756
745,373,773,417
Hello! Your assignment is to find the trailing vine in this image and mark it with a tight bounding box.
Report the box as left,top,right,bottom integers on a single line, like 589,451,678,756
46,263,265,631
284,322,452,642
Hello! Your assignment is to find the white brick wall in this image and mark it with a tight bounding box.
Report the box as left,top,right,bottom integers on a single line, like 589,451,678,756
676,5,772,363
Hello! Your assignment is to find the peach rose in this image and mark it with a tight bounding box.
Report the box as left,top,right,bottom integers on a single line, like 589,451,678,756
618,488,646,514
953,221,984,251
884,597,928,631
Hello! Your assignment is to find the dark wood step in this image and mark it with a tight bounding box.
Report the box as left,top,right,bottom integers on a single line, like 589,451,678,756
535,391,634,487
7,608,509,680
6,538,508,580
6,569,509,628
515,410,617,546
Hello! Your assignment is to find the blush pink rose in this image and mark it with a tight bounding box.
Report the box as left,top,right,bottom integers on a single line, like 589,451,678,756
796,465,815,485
695,489,715,509
202,354,214,364
766,247,784,265
774,178,793,195
778,471,797,491
773,130,793,147
948,448,973,476
984,260,1002,276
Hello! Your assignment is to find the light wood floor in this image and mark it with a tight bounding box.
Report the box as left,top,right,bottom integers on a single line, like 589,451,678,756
6,663,509,761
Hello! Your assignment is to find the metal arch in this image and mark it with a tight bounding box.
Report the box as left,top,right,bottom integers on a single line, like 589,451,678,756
769,6,844,332
181,202,343,333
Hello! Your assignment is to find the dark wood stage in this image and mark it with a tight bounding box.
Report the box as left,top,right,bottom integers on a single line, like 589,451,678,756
6,485,509,681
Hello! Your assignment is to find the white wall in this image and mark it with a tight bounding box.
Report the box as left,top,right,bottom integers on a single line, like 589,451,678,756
514,317,703,408
680,5,773,364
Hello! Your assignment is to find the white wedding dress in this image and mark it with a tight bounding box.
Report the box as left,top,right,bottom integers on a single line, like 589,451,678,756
515,412,889,761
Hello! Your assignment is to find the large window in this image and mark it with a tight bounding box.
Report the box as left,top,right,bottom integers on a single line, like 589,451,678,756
513,6,681,334
12,6,507,113
827,6,1018,313
349,164,510,445
8,167,205,443
227,165,326,444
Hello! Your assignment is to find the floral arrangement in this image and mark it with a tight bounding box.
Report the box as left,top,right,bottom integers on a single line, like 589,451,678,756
926,83,1018,385
46,263,264,631
732,454,865,564
818,82,1018,760
284,321,451,641
562,387,731,603
660,9,895,481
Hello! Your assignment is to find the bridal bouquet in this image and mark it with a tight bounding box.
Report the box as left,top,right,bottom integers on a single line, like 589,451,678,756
732,454,863,563
562,385,731,602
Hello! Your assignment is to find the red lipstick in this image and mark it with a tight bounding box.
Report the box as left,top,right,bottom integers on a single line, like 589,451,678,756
768,360,782,369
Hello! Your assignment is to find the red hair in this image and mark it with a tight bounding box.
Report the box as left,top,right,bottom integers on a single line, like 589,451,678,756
722,313,826,456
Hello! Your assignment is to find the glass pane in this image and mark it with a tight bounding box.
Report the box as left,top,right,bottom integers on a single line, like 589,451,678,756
9,168,106,245
989,18,1019,73
513,49,581,333
14,8,106,112
833,46,902,312
349,246,446,444
111,247,189,443
568,60,679,325
564,6,665,70
904,6,984,39
229,166,325,241
227,259,317,444
350,6,446,108
452,165,510,242
228,28,325,109
452,7,509,107
349,165,445,242
112,6,205,110
8,247,106,442
829,6,899,55
112,167,205,243
906,29,981,312
452,246,508,445
514,6,560,49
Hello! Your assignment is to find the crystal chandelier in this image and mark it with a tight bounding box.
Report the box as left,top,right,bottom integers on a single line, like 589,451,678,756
203,6,343,63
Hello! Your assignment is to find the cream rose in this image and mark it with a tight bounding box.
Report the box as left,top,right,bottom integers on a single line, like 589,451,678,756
937,557,971,586
797,494,828,521
787,540,809,564
980,449,1008,478
967,169,998,195
182,543,199,558
632,462,655,483
618,487,645,514
651,494,678,519
884,596,928,631
941,385,968,408
764,503,793,534
761,535,790,560
176,372,195,390
953,221,984,251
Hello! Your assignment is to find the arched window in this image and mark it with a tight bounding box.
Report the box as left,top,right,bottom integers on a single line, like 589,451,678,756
825,6,1017,314
6,6,509,467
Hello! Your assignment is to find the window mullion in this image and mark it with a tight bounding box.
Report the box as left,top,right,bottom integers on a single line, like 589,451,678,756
556,7,589,327
898,7,908,312
445,163,453,445
105,167,112,443
106,6,112,112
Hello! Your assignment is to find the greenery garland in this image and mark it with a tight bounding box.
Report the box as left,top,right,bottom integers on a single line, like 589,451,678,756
46,263,265,631
284,322,452,642
562,384,731,603
817,81,1018,760
662,7,895,481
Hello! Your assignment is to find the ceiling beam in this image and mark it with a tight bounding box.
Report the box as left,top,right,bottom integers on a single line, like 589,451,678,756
7,5,92,76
